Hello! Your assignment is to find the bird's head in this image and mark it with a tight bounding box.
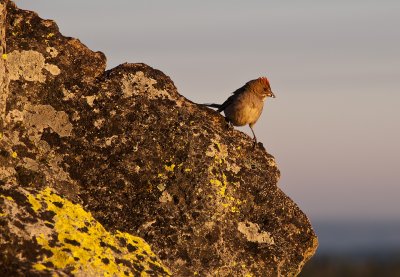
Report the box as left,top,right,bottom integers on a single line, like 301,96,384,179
256,77,275,100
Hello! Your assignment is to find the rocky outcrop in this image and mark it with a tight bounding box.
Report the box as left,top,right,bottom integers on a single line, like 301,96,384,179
0,1,318,276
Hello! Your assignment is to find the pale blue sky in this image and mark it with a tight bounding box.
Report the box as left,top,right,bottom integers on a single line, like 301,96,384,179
14,1,400,222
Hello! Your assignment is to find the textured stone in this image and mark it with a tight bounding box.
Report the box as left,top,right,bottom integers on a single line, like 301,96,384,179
0,187,171,276
0,1,318,276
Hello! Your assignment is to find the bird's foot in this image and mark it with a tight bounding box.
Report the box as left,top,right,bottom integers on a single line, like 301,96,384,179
224,118,234,129
252,140,265,150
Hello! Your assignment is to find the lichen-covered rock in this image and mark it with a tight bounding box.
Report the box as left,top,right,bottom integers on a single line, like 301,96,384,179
0,1,318,276
0,188,171,276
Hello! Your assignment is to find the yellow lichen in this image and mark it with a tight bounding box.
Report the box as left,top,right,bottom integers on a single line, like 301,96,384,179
33,263,47,271
28,188,171,276
210,178,225,196
1,53,7,60
46,33,55,38
1,195,14,201
164,164,175,172
28,194,42,212
0,195,14,216
11,151,18,158
207,139,243,213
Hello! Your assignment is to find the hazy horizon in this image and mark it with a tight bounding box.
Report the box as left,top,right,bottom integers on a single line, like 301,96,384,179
13,0,400,225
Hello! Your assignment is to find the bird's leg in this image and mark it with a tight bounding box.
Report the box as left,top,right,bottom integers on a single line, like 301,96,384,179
249,124,257,148
224,117,234,129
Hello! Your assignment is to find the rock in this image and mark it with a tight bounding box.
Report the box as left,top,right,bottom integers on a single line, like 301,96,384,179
0,187,171,276
0,0,318,276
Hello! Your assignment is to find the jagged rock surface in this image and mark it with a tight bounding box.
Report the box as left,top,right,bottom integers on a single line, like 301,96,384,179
0,1,318,276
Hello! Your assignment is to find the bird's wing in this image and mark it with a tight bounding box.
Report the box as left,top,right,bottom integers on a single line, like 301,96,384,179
216,83,248,112
205,82,249,112
217,94,236,112
232,83,248,95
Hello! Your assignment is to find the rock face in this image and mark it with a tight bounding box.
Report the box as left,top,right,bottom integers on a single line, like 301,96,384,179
0,1,318,276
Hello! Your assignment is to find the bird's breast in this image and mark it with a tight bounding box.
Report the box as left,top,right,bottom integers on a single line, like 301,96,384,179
224,94,264,126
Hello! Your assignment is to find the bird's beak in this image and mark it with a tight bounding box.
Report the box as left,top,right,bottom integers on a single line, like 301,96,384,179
270,91,276,98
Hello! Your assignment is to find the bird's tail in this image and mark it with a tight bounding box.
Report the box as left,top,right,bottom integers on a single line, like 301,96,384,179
202,103,222,109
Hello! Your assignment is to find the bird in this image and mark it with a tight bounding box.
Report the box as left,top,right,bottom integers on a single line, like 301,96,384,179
204,77,275,146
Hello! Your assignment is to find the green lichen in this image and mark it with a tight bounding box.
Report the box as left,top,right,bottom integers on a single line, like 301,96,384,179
28,188,171,276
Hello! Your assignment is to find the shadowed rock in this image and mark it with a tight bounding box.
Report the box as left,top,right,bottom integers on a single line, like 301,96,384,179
0,1,318,276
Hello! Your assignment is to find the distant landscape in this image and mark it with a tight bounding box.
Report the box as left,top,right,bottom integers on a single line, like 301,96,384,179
301,219,400,276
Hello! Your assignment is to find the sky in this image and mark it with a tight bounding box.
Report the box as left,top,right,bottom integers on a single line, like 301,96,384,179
13,1,400,226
